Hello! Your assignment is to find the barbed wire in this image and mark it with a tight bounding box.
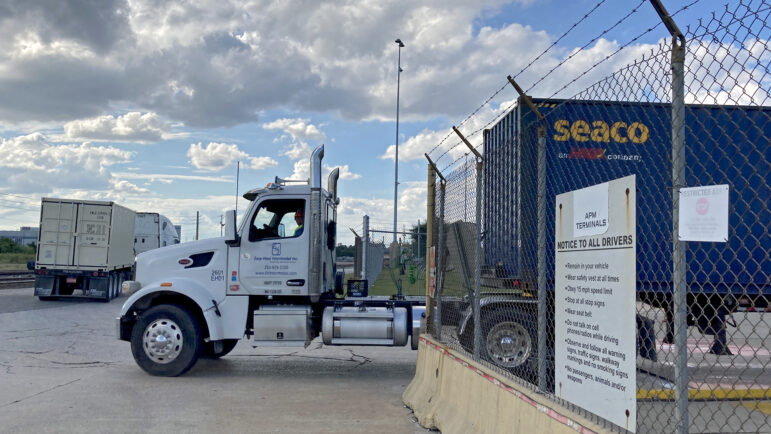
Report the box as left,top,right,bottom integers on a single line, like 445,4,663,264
439,99,520,172
429,0,647,166
687,1,770,40
434,0,709,174
544,0,702,102
512,0,610,84
425,0,611,158
525,0,649,94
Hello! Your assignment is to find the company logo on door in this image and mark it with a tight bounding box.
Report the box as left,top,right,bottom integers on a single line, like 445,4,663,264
272,243,281,256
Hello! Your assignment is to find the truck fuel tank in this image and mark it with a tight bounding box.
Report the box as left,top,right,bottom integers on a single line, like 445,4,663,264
322,306,408,346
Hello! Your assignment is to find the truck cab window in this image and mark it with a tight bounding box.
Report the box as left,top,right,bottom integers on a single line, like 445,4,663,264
248,199,306,242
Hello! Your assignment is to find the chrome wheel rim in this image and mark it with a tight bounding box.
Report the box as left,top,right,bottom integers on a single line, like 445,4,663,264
142,318,183,364
485,321,532,368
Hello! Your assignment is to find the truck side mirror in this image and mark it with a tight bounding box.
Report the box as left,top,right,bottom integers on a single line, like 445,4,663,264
224,210,240,246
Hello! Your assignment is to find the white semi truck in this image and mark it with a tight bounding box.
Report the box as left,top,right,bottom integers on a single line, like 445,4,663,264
117,146,426,376
134,212,180,254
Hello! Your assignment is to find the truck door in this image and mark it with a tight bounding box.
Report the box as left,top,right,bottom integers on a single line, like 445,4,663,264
237,197,310,296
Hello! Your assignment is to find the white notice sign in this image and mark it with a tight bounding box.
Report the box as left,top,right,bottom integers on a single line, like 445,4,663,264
555,175,637,432
573,182,609,237
678,185,729,242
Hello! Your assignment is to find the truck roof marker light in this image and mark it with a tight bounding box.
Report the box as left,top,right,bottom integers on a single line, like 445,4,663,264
161,282,172,287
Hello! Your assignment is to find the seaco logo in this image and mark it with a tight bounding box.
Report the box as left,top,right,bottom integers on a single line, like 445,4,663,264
553,120,649,144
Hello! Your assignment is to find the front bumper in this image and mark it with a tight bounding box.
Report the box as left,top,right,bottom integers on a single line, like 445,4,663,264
116,315,134,341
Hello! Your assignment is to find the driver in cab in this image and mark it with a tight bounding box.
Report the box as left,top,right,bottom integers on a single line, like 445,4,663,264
293,208,304,236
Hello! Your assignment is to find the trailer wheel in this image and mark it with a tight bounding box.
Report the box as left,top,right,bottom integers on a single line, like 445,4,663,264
201,339,239,359
481,309,537,375
130,305,202,376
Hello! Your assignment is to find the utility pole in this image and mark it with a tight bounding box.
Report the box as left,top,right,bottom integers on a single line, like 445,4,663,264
417,219,421,261
195,211,199,240
220,214,224,236
235,161,240,214
393,38,404,245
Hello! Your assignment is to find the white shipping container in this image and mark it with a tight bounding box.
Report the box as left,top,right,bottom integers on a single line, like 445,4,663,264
36,198,136,271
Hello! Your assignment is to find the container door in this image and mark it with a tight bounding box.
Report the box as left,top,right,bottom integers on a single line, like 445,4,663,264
237,197,309,296
37,201,76,266
75,204,111,267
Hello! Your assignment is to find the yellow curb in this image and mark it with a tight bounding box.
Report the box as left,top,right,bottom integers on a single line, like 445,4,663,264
637,388,771,401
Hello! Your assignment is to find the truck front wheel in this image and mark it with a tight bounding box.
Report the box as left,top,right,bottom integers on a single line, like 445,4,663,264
130,305,202,376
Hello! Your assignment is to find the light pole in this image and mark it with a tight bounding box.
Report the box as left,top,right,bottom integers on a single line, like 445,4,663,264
393,38,404,245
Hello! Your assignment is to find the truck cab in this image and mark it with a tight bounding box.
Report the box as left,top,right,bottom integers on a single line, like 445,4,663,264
117,145,424,376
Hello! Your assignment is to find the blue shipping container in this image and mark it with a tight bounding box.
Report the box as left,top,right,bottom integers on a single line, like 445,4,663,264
483,98,769,298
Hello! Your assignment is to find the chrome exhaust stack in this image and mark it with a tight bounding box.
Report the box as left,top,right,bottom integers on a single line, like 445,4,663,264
327,167,340,201
310,145,324,189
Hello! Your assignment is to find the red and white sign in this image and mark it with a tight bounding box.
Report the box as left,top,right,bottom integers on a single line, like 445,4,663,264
679,185,729,242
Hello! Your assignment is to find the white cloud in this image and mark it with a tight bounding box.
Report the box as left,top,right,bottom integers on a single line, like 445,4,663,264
287,159,311,181
336,164,361,181
110,178,150,195
281,142,313,161
112,172,232,184
0,0,642,128
0,133,133,193
286,160,361,182
186,142,278,172
263,118,326,142
63,112,175,143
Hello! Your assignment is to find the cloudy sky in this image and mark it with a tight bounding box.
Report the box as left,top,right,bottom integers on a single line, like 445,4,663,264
0,0,733,242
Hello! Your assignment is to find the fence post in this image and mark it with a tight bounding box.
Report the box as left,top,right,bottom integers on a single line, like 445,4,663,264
536,120,548,393
473,142,485,361
361,215,369,281
506,77,549,393
454,125,486,361
425,155,446,340
649,1,689,431
671,33,689,434
426,165,436,328
435,183,446,340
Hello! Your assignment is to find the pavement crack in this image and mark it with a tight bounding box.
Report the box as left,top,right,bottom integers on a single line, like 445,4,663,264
3,328,48,334
18,350,54,355
49,360,111,366
0,378,81,408
344,349,372,370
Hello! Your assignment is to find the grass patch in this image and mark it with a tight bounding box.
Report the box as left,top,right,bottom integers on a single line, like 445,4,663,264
0,263,28,272
0,252,34,265
369,266,425,297
344,264,426,297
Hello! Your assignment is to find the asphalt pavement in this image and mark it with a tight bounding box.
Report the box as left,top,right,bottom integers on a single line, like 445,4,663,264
0,287,429,434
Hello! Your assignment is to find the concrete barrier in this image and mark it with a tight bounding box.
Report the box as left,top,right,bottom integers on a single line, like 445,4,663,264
403,336,609,434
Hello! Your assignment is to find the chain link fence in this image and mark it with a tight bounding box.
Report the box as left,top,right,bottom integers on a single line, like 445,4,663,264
348,216,426,298
425,0,769,432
